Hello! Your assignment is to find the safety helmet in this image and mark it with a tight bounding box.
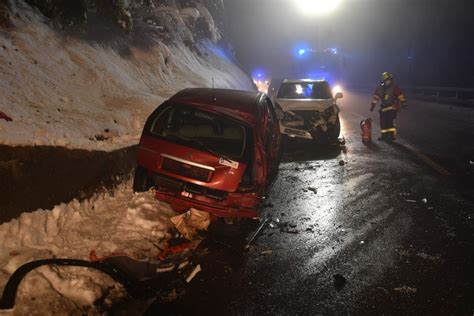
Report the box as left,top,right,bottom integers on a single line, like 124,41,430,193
382,72,393,81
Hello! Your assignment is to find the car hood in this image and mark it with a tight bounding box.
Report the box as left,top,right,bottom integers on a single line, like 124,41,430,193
276,98,335,112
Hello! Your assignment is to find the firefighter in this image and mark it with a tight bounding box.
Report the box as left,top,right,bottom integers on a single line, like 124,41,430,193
370,72,407,141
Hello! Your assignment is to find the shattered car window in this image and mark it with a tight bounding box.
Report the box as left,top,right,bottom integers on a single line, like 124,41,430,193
277,82,333,100
150,106,247,160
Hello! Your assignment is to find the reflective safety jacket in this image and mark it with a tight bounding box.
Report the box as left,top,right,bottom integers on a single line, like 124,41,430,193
370,83,406,112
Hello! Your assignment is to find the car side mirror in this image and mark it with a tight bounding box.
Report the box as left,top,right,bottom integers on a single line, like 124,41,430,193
335,92,343,99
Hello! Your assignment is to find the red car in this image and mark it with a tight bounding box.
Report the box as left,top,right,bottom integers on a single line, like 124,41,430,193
134,88,281,219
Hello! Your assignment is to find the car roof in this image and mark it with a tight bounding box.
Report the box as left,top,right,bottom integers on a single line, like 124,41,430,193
169,88,263,118
282,79,329,84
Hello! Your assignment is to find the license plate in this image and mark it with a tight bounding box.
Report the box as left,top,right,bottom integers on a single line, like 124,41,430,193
181,191,193,198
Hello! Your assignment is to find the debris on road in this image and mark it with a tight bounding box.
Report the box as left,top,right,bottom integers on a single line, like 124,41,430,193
421,198,428,204
394,286,417,294
185,264,202,283
338,160,345,166
59,96,72,103
261,250,273,256
245,216,271,249
158,238,199,260
170,208,210,240
308,187,318,194
338,137,346,146
417,252,441,262
360,240,365,245
333,274,347,291
0,111,12,122
405,199,417,203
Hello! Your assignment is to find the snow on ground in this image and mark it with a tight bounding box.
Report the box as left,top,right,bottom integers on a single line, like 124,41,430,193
0,182,178,314
0,3,254,151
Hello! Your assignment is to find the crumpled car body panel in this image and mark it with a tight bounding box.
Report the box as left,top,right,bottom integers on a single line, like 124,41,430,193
276,98,340,140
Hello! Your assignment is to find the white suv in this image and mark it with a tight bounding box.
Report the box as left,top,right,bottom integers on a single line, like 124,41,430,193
275,79,343,143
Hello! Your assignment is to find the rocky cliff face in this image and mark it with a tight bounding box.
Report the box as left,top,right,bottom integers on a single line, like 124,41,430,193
0,0,254,150
4,0,224,43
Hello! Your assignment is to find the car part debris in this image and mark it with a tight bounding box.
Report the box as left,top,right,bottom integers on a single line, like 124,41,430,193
308,187,317,194
1,243,203,310
394,286,417,294
0,111,12,122
0,258,133,310
245,216,271,250
171,208,210,240
185,264,202,283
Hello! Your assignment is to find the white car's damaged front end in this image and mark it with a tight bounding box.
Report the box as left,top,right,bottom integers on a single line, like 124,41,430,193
275,80,342,142
278,99,340,140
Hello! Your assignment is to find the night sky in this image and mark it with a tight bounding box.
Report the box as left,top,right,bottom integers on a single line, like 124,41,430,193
223,0,474,87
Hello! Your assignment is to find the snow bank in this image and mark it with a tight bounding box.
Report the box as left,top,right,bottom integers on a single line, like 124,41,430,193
0,2,254,151
0,182,178,313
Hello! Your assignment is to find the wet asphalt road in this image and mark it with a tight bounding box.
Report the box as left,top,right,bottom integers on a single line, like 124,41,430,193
146,91,474,315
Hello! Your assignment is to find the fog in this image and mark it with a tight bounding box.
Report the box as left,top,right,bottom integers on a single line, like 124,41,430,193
224,0,474,87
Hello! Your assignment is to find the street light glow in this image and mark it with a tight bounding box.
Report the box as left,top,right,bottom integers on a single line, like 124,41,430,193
295,0,342,15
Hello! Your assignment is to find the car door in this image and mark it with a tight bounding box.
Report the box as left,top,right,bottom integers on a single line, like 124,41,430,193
262,97,281,181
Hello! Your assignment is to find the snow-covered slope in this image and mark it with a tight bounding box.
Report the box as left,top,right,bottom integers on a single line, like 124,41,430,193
0,1,254,151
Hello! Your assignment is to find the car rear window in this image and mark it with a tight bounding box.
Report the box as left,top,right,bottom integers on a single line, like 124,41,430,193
150,105,249,160
277,81,332,99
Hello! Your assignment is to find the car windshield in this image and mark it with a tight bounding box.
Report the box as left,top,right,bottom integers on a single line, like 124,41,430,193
150,105,247,160
277,82,333,99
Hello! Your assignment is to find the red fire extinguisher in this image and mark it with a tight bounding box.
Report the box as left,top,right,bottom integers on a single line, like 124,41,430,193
360,118,372,144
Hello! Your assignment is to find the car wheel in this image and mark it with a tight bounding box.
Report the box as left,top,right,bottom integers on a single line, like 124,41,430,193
133,166,153,193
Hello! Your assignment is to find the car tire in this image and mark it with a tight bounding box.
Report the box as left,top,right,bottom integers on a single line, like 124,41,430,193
133,166,153,193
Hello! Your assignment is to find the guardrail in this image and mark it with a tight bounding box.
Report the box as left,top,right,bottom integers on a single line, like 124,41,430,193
409,86,474,99
347,84,474,107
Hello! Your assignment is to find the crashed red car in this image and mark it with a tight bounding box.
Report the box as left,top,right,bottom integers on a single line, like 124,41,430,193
133,88,281,219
